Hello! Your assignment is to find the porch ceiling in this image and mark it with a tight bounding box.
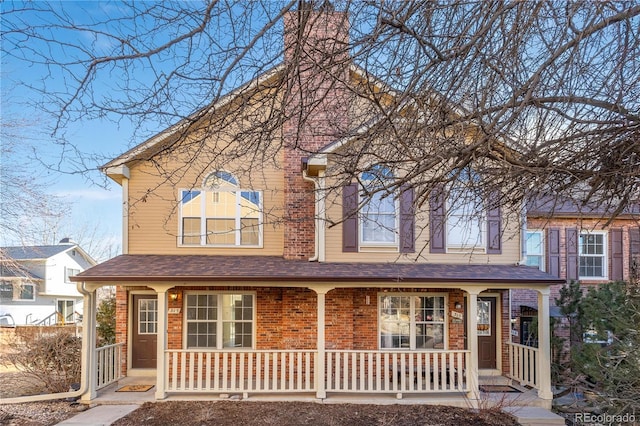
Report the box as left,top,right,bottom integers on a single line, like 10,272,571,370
72,255,563,285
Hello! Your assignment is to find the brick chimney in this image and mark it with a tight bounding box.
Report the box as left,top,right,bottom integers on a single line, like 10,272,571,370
282,1,350,260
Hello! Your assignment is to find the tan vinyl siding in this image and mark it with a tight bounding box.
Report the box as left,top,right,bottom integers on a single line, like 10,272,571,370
126,144,285,256
323,171,522,264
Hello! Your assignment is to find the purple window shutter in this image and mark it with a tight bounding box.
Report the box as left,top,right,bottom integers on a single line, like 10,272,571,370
631,228,640,279
610,228,624,281
486,191,502,254
566,228,579,280
547,228,560,277
399,185,415,253
342,183,358,252
631,228,640,256
429,184,446,253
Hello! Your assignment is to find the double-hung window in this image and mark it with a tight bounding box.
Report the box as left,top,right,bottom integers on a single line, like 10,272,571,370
379,294,446,350
446,170,485,251
360,165,397,246
180,171,262,247
525,230,545,271
579,232,607,279
185,292,254,349
0,282,35,301
65,267,80,283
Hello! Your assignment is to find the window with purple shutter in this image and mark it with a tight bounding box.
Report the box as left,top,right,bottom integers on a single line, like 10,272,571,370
399,185,415,253
610,229,624,281
630,228,640,281
546,229,560,277
566,228,579,280
486,191,502,254
342,183,358,252
429,184,446,253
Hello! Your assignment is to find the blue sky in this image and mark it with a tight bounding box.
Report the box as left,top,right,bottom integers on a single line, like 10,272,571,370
1,2,138,252
1,1,288,257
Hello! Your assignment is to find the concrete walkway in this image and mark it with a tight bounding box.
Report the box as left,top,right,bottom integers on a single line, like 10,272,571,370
503,406,566,426
56,404,140,426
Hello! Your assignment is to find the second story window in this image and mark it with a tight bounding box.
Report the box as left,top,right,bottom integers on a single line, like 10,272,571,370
525,230,545,271
0,282,35,301
446,170,485,251
579,232,607,279
65,267,80,283
360,165,397,246
179,171,262,247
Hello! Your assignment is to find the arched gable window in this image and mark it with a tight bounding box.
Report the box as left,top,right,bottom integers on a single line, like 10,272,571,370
203,171,238,188
360,165,397,245
180,171,262,247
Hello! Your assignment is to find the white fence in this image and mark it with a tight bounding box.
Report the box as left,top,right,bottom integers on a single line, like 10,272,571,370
326,350,469,393
506,342,538,388
96,342,124,390
164,349,469,395
165,350,316,393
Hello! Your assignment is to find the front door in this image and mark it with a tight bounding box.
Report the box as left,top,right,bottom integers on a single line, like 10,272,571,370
132,294,157,369
477,297,497,369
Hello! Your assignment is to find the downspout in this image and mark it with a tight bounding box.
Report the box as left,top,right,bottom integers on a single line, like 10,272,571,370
122,176,129,254
518,200,528,266
302,170,321,262
1,281,94,404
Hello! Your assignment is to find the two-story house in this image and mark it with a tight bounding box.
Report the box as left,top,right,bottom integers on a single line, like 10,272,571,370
512,197,640,346
73,6,563,405
0,239,96,325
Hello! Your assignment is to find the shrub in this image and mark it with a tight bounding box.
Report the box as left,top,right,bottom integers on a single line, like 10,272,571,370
96,296,116,345
556,281,640,415
4,329,81,394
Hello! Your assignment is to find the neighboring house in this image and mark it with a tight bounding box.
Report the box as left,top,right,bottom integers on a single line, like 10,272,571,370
0,239,97,325
73,6,564,405
512,197,640,346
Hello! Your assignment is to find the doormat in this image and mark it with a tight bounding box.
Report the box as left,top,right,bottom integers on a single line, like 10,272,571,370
116,384,154,392
479,385,522,393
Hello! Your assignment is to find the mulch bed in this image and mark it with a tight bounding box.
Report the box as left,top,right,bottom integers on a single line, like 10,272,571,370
112,400,521,426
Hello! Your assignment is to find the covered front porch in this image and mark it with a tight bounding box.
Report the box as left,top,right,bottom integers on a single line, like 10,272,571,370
72,256,562,407
89,367,550,409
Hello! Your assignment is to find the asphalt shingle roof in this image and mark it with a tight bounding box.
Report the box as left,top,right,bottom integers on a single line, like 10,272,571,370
73,255,563,285
1,245,74,260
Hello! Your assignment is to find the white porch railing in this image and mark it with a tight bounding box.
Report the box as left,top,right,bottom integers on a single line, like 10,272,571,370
506,342,538,388
96,342,124,390
164,349,469,395
165,350,316,393
326,350,469,393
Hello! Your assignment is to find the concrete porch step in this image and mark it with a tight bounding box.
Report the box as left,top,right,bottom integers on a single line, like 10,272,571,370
503,406,565,426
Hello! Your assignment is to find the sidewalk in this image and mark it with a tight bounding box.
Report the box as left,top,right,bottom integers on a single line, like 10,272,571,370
56,404,140,426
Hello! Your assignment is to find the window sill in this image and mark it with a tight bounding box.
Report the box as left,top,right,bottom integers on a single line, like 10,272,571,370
445,247,487,254
359,245,399,253
177,244,263,249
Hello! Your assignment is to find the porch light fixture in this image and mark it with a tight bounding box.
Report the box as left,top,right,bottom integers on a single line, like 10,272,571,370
454,302,462,310
169,291,180,302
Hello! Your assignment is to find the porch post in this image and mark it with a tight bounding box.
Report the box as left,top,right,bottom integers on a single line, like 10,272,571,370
464,287,481,400
149,285,170,400
316,289,327,399
309,285,332,399
537,288,553,400
80,286,97,402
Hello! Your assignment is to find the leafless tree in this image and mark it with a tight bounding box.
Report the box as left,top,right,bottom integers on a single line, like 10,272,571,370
2,0,638,229
0,117,69,247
